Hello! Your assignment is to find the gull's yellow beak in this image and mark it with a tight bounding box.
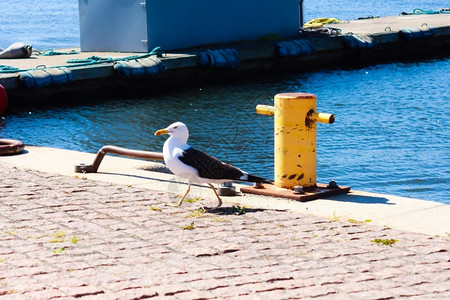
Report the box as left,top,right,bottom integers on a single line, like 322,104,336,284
154,128,169,136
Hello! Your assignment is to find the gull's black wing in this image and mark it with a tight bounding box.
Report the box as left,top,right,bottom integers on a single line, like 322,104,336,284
178,147,271,183
178,147,244,180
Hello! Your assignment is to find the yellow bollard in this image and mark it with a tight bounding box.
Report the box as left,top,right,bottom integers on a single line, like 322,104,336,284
256,93,334,190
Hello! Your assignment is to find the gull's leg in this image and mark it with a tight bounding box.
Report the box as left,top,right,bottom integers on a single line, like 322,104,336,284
178,183,191,206
168,183,191,207
208,184,222,208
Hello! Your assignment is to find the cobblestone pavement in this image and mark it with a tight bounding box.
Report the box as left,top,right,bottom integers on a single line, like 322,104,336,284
1,165,449,299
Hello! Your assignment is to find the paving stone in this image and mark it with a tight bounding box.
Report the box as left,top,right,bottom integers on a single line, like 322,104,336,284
357,290,401,300
113,287,158,299
294,285,339,298
337,281,372,294
22,288,67,299
0,164,449,299
389,286,426,297
415,282,450,293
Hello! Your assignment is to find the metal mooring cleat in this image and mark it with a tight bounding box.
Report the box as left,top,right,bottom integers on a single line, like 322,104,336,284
241,93,350,201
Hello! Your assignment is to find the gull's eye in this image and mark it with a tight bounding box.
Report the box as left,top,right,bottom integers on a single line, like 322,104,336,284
173,126,178,129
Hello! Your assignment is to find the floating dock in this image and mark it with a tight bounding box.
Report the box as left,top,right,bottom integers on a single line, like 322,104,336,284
0,14,449,108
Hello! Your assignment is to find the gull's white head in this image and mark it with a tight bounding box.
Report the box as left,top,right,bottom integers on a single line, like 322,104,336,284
154,122,189,141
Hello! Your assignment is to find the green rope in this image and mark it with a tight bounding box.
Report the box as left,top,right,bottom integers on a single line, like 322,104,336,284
66,46,162,65
66,55,114,64
413,8,440,14
0,65,20,72
402,8,450,15
40,49,79,56
0,47,162,74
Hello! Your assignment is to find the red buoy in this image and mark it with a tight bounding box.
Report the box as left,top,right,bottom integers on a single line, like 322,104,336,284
0,84,7,115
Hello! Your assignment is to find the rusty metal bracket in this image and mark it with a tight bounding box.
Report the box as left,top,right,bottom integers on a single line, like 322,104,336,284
74,145,163,173
240,182,350,202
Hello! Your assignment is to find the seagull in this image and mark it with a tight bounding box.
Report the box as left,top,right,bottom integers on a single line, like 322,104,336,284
154,122,271,207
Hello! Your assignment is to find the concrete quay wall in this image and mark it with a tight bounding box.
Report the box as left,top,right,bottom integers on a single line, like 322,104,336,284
0,14,448,107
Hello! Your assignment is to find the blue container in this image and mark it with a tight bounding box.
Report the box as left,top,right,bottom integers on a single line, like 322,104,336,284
78,0,299,52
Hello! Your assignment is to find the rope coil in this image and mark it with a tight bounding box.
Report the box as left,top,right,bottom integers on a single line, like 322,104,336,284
0,47,162,74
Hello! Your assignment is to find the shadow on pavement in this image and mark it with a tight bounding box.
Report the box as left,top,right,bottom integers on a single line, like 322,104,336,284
97,171,184,185
327,194,394,205
95,172,394,206
206,206,287,215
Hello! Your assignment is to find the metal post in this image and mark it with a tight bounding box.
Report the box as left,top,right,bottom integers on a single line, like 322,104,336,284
243,92,349,201
256,93,334,189
299,0,304,27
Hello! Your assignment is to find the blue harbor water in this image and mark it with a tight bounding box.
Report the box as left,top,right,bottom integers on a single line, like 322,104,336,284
0,1,449,203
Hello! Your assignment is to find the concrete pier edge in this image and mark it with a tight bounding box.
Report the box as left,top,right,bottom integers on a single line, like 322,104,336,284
1,145,449,237
0,14,449,106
